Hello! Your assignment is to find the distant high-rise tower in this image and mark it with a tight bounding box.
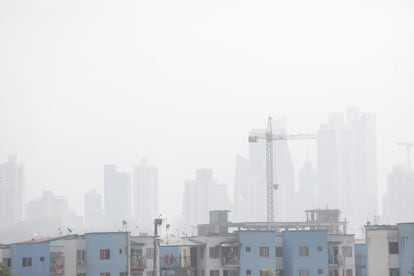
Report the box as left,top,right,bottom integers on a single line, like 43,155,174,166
182,169,230,228
84,189,104,230
233,118,296,222
317,107,377,230
104,165,130,228
26,190,69,224
132,158,158,231
0,155,25,230
382,165,414,223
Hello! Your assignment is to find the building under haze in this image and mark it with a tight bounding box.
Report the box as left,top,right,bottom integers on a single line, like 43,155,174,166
233,119,297,222
26,190,69,224
132,158,158,231
84,189,104,230
382,165,414,224
0,155,25,230
104,165,130,229
182,169,230,229
317,107,377,231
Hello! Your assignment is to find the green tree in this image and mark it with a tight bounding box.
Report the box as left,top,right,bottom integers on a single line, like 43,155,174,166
0,263,10,276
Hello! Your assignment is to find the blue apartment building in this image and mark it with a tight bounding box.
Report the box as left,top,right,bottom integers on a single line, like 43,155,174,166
237,231,276,276
283,230,328,276
11,240,52,276
397,223,414,276
85,232,129,276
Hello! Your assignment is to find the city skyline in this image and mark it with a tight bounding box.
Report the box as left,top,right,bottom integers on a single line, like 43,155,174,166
1,0,413,232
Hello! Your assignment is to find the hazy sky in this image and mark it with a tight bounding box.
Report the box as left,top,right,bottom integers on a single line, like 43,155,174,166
1,0,413,220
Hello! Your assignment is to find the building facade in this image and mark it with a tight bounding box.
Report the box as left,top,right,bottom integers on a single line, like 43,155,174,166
0,155,25,230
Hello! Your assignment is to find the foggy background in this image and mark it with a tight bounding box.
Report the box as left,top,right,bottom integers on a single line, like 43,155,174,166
1,0,413,227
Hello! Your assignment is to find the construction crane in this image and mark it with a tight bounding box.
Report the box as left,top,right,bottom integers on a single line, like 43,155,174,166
397,142,414,172
248,117,316,223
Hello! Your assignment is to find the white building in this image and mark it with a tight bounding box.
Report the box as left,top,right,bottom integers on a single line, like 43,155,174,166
0,155,25,230
382,165,414,224
317,108,377,232
84,189,104,230
182,169,230,229
26,190,69,224
132,158,158,232
104,164,131,228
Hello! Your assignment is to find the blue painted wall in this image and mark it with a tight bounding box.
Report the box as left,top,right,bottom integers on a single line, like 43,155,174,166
398,223,414,276
237,231,276,276
11,241,50,276
283,230,328,276
85,232,128,276
355,244,367,276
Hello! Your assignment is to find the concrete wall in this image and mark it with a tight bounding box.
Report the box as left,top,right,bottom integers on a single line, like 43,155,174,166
367,227,399,276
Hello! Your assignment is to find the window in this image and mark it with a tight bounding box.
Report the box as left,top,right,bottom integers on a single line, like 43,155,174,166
299,269,309,276
389,242,399,254
22,257,32,267
275,247,283,257
209,246,219,258
318,269,323,274
342,246,352,257
246,270,251,275
40,256,45,262
210,270,219,276
299,246,309,257
146,272,153,276
77,250,86,267
120,273,127,276
345,269,353,276
245,246,251,252
77,273,86,276
100,273,110,276
146,248,154,258
2,258,11,267
317,246,323,252
389,268,399,276
223,270,238,276
100,249,111,260
132,273,143,276
259,247,269,257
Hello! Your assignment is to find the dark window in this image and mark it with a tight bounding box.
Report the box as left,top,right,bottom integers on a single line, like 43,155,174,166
210,270,219,276
318,269,323,274
209,247,219,258
100,273,110,276
246,270,251,275
275,247,283,257
22,257,32,267
389,268,399,276
100,249,111,260
317,246,323,252
299,246,309,257
346,269,353,276
342,246,352,257
40,256,45,262
246,246,251,252
389,242,399,254
259,247,269,257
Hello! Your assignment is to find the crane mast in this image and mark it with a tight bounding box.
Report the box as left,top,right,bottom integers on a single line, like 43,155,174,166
249,117,316,223
266,117,275,223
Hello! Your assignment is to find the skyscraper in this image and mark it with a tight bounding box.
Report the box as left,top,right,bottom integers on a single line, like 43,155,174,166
84,189,104,230
182,169,230,228
0,155,24,230
26,190,69,224
104,165,130,228
317,107,377,230
382,165,414,224
132,158,158,231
